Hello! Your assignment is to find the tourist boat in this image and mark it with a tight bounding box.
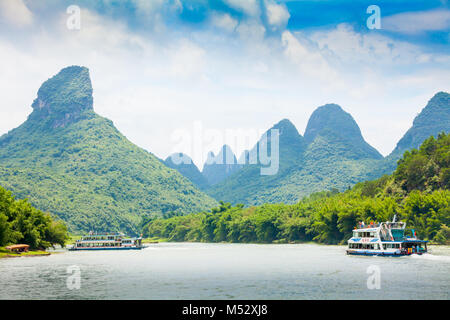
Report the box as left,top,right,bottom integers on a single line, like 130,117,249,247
346,215,428,256
69,232,144,251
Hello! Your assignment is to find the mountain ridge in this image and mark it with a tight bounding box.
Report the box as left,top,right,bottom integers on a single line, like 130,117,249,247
203,95,449,205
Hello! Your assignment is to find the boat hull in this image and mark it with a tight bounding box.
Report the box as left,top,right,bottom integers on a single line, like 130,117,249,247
346,250,423,257
69,246,144,251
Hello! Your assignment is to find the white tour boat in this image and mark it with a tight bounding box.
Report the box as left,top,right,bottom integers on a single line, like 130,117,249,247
346,215,428,256
69,232,144,251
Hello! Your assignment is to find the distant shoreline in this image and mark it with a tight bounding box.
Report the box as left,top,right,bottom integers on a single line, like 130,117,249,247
0,249,51,259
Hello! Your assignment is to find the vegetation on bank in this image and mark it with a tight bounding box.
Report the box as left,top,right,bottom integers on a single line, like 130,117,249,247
0,185,68,250
143,133,450,245
142,236,167,243
0,246,51,258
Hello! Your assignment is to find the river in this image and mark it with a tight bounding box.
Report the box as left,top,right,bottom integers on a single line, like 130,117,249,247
0,243,449,299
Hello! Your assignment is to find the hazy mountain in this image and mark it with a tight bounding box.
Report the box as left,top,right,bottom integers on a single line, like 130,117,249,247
202,145,242,186
207,105,384,205
164,153,209,190
390,92,450,158
0,66,217,234
206,118,307,204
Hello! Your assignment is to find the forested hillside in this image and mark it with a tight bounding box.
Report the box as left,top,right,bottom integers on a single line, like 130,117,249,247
144,133,450,245
0,66,217,235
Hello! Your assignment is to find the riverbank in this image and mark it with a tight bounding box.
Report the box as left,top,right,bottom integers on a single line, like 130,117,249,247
0,247,50,259
142,236,167,244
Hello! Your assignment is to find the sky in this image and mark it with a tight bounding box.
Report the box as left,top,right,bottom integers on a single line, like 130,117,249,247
0,0,449,169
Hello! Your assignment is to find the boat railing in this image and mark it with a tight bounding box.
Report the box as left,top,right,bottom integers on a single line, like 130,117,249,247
356,223,380,229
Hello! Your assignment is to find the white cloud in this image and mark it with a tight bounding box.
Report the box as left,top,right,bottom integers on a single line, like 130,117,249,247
236,19,266,41
0,0,33,27
309,23,430,65
265,0,290,30
281,30,337,83
167,39,206,78
211,12,238,32
383,9,450,34
224,0,260,17
131,0,165,15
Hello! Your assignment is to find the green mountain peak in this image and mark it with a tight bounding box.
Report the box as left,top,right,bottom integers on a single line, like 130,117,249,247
29,66,94,128
305,104,360,142
304,103,382,160
390,91,450,157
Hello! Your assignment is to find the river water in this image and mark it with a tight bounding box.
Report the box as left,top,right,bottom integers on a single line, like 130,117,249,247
0,243,449,299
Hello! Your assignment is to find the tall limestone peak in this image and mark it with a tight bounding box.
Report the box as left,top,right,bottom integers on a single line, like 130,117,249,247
29,66,94,128
242,118,305,167
206,119,306,205
304,104,361,143
304,103,382,160
272,118,299,136
271,118,305,148
390,91,450,157
202,145,242,185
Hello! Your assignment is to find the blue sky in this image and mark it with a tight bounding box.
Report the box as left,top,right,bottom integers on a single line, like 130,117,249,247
43,0,450,45
0,0,449,168
22,1,449,45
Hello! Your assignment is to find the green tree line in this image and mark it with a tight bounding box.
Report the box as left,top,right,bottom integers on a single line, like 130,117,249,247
0,186,68,249
143,133,450,245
